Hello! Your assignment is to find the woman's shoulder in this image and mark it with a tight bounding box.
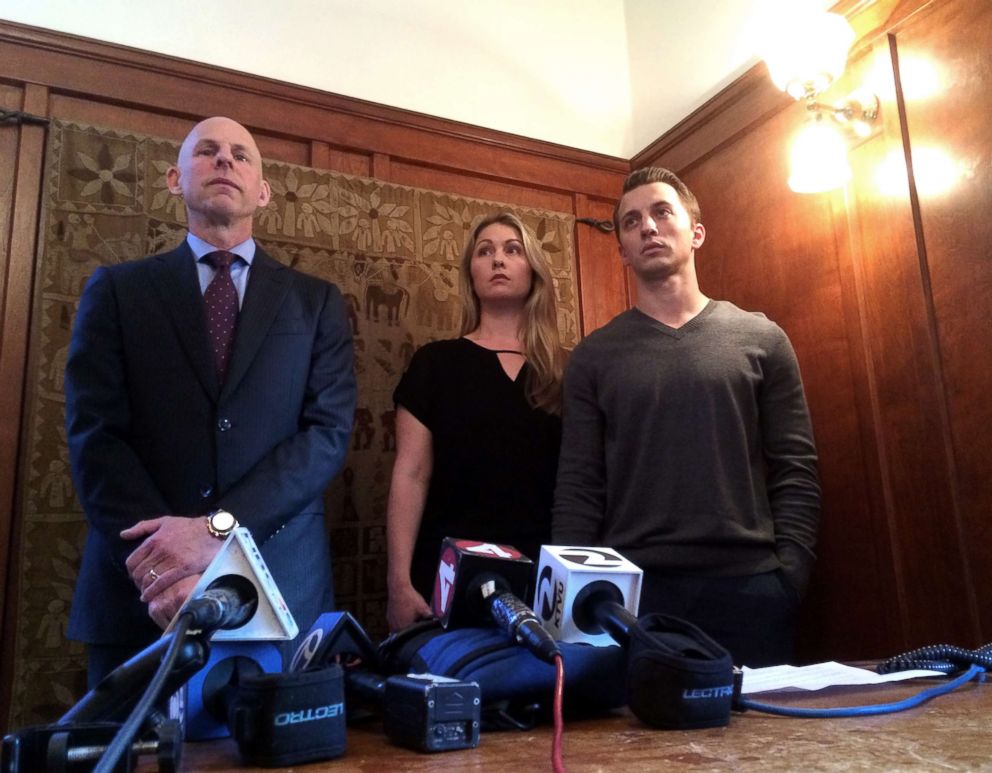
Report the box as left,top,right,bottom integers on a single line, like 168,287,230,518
406,337,478,369
413,337,475,356
396,339,467,405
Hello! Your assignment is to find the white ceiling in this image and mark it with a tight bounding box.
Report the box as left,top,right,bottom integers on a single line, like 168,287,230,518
0,0,834,158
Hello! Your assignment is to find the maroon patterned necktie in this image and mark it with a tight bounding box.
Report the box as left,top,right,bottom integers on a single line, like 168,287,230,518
202,250,240,383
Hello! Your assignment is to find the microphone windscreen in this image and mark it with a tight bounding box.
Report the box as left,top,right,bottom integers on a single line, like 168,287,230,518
206,574,260,629
180,640,283,740
626,613,734,730
289,612,377,672
533,546,642,645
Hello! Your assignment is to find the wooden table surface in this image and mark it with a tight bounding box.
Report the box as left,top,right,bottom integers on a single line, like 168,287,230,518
169,675,991,772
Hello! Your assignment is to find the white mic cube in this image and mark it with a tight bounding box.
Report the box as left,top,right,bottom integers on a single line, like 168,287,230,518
533,546,642,646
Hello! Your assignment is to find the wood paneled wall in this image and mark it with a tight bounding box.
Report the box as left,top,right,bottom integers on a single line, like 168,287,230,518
0,20,629,724
2,0,988,726
636,0,989,659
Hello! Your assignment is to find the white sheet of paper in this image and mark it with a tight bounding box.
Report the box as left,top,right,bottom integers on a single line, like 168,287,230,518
740,661,946,694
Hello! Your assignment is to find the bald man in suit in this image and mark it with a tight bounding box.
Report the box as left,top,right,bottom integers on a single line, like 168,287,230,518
65,116,356,684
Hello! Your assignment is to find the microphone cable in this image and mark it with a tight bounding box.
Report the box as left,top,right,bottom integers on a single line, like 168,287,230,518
876,643,992,675
551,652,566,773
93,611,194,773
737,643,990,719
738,664,984,717
483,582,561,664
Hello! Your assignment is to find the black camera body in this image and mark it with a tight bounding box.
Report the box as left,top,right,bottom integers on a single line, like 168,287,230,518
347,672,481,752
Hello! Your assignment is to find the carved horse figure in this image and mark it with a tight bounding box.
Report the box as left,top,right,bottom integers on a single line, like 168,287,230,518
365,284,409,326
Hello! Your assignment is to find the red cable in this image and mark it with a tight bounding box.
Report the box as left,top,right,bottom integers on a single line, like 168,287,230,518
551,653,566,773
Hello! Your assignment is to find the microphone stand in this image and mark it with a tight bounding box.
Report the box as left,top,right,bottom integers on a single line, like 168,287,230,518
60,631,211,726
2,619,210,773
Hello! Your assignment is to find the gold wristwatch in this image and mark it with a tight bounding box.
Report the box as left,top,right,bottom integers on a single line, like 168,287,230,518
206,509,238,539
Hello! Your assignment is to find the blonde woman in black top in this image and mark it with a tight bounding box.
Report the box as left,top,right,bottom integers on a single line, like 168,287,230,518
386,212,565,632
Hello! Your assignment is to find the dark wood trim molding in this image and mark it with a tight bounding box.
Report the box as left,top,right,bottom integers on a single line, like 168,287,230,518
0,21,628,196
631,66,791,172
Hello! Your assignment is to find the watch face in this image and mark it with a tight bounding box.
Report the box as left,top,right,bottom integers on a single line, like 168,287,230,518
212,510,236,532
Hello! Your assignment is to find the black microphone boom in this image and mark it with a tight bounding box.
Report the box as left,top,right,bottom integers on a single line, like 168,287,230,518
60,635,209,725
573,580,637,646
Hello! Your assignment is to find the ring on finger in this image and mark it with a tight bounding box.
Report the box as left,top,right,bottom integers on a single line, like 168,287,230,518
148,567,160,581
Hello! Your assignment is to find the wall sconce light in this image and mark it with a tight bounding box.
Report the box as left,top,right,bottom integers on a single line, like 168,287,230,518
788,92,879,193
762,10,856,101
829,91,880,138
761,9,879,193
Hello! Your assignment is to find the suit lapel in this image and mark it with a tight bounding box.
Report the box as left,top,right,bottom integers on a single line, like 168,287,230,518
149,243,220,399
222,248,291,399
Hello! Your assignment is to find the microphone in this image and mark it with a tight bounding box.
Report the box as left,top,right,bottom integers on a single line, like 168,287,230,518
184,574,259,631
431,537,561,664
289,612,378,671
163,526,298,642
534,547,736,730
532,546,642,646
180,640,283,740
171,575,277,741
483,580,562,664
60,575,260,727
166,530,295,742
187,611,355,761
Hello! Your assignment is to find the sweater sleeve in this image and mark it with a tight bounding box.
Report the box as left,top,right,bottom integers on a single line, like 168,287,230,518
761,328,821,596
552,346,607,546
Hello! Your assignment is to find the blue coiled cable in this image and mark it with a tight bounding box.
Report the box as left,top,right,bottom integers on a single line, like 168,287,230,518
738,664,984,717
736,642,990,718
876,643,992,675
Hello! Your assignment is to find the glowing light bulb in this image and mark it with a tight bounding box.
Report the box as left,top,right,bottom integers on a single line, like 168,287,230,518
762,11,855,99
788,120,851,193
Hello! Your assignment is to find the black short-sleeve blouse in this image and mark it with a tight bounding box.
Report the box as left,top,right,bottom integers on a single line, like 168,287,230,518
393,337,561,598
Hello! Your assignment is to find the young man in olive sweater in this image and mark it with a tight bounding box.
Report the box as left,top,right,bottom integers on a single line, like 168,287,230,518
552,168,819,666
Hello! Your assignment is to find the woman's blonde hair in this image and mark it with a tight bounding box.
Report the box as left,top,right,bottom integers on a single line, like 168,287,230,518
458,212,565,414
